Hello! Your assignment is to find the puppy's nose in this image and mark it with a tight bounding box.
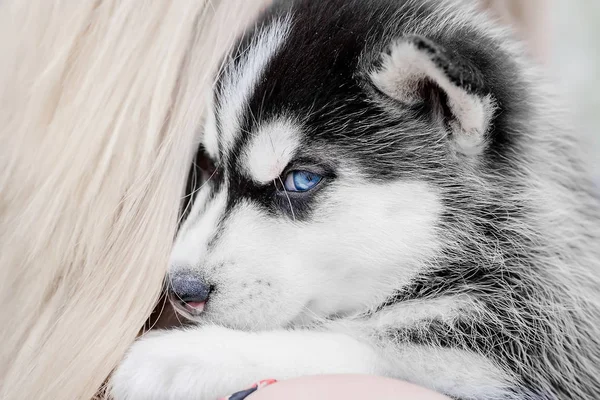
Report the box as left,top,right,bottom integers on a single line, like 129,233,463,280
169,271,211,305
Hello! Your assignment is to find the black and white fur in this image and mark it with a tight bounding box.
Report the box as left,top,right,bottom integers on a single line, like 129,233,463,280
111,0,600,399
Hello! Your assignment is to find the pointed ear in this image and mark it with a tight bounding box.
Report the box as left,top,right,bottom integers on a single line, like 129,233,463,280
370,36,496,156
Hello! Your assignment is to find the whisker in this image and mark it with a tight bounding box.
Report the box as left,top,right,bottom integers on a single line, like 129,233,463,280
178,166,219,226
165,273,188,327
276,177,296,221
141,293,169,336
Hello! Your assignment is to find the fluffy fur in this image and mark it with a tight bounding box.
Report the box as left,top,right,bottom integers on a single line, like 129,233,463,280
0,1,268,399
111,0,600,399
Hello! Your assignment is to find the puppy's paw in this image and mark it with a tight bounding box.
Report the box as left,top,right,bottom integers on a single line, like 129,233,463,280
109,328,248,400
109,325,384,399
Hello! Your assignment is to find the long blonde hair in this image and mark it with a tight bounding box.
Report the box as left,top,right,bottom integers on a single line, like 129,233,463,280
0,1,266,399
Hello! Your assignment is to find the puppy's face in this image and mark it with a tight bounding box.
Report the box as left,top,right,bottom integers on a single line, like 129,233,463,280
169,18,444,330
170,1,504,329
171,118,441,329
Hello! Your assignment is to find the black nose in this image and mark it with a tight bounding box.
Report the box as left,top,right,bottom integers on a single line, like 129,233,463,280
169,271,211,304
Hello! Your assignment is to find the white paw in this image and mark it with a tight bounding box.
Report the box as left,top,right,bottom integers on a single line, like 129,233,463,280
109,327,252,400
109,325,385,400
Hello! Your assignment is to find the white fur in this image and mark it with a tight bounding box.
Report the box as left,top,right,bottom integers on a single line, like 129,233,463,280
110,326,386,400
372,294,482,329
393,346,513,399
217,18,291,157
170,178,442,329
111,323,512,400
242,118,302,184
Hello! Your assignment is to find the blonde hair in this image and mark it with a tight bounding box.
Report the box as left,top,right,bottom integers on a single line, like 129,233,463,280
0,1,266,399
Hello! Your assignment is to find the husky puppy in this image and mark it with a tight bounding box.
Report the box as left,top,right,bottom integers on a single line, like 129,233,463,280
110,0,600,399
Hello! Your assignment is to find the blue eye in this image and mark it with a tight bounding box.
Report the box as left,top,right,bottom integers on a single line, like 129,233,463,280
283,170,322,192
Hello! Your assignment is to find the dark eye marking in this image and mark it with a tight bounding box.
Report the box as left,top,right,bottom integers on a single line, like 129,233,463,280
197,146,217,180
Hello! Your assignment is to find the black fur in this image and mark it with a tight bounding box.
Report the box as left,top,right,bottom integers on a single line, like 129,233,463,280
192,0,531,224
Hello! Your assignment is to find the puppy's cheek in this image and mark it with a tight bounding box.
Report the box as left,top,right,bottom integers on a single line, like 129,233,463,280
203,270,306,329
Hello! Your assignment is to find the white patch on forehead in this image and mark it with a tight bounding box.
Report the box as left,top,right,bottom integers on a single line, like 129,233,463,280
217,18,291,156
242,119,302,184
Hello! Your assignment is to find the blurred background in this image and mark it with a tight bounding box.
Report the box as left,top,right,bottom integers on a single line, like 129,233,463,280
549,1,600,176
483,0,599,182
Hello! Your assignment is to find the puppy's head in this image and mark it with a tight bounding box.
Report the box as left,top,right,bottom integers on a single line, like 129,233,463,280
169,0,524,329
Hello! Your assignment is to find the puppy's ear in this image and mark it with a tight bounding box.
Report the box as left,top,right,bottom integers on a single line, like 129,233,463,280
370,36,496,156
